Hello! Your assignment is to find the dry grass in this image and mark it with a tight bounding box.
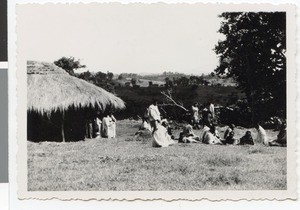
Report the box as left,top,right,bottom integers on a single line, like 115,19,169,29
28,120,286,191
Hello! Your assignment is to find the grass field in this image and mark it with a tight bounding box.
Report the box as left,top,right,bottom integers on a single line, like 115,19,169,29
28,120,286,191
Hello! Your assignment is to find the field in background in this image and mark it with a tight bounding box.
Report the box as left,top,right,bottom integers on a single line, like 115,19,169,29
28,120,286,191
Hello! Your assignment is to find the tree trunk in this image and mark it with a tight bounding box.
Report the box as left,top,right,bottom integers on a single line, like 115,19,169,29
61,111,65,142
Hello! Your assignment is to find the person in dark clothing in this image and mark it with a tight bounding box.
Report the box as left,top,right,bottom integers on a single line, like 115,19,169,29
223,124,236,144
202,104,212,127
239,131,255,145
269,123,287,147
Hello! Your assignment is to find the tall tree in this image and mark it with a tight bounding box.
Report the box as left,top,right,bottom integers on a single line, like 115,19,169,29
214,12,286,123
54,56,86,75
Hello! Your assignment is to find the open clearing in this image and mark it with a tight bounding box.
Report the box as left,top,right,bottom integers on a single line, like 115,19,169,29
28,120,286,191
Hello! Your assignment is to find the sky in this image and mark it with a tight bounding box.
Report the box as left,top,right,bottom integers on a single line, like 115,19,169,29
17,3,225,75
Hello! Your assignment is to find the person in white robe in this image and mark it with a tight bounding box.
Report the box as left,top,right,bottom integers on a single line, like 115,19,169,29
256,124,269,145
202,125,223,145
191,103,200,129
179,124,200,143
107,113,116,138
152,123,175,147
148,100,161,132
209,102,215,119
201,125,210,141
95,117,102,138
101,116,109,138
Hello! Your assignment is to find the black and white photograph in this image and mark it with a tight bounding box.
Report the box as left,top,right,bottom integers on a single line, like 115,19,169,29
16,3,296,200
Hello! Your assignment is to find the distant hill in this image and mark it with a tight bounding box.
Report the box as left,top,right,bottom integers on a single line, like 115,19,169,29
114,72,237,87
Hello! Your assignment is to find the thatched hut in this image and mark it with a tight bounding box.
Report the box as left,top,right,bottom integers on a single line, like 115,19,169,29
27,61,125,142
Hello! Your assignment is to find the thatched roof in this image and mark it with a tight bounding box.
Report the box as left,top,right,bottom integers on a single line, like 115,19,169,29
27,61,125,114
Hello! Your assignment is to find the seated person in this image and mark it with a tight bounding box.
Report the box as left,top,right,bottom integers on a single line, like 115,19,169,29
161,119,174,139
202,125,223,145
223,124,236,144
133,117,152,141
239,131,254,145
255,124,269,145
269,123,286,147
179,124,200,143
152,123,175,147
139,117,151,131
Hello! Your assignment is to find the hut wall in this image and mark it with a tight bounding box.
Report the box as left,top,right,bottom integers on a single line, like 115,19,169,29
27,108,88,142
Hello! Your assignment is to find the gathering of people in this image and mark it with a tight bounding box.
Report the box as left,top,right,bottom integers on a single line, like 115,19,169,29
134,100,287,148
84,100,286,148
86,111,117,139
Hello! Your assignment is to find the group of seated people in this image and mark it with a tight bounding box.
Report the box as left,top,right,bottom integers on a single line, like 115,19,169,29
135,100,287,148
178,123,255,145
178,124,254,145
179,122,286,147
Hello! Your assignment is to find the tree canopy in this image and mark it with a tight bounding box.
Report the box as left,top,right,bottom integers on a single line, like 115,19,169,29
77,71,115,93
54,56,86,75
214,12,286,123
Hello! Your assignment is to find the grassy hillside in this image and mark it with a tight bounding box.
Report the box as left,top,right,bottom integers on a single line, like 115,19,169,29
28,119,286,191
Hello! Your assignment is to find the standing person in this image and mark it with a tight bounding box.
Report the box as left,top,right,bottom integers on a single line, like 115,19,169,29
107,112,117,138
202,103,212,127
209,101,215,120
148,99,161,132
95,116,102,138
101,115,109,138
85,118,94,139
191,102,200,129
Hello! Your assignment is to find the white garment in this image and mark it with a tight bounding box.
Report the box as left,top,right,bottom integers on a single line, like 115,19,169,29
191,106,199,122
96,118,102,137
141,121,152,131
101,117,109,137
257,125,269,145
209,103,215,119
203,131,222,145
152,124,175,147
107,115,116,138
148,104,161,122
201,125,210,141
102,115,116,138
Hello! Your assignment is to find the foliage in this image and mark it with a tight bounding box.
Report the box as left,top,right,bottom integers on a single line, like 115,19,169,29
54,56,86,75
214,12,286,123
166,75,209,87
115,85,243,120
118,74,124,80
165,77,173,88
77,71,115,93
